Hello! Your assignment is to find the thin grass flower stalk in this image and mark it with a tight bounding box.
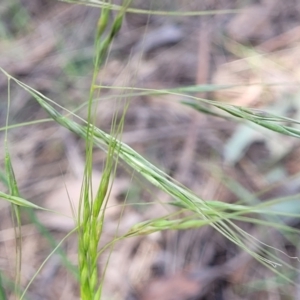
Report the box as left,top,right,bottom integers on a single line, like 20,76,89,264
77,2,130,299
61,0,241,17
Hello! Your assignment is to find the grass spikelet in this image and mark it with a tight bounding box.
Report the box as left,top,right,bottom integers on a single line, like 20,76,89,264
77,2,130,299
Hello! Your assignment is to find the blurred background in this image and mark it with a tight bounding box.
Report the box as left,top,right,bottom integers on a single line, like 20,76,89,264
1,0,300,299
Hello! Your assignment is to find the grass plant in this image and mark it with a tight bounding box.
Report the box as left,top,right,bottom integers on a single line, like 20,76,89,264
0,0,300,299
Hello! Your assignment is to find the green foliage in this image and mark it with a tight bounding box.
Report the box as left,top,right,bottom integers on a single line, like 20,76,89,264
1,0,300,299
